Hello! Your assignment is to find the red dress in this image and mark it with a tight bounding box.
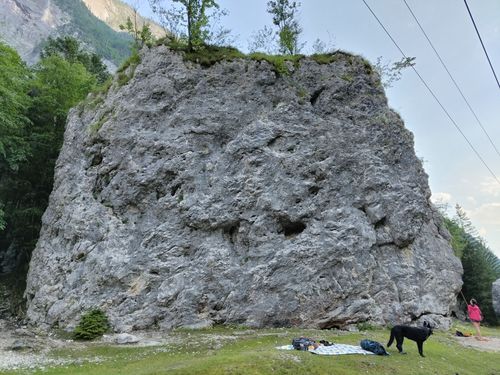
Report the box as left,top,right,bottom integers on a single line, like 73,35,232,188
467,304,482,322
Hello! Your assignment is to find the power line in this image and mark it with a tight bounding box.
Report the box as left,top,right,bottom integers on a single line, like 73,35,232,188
360,0,500,185
402,0,500,160
463,0,500,90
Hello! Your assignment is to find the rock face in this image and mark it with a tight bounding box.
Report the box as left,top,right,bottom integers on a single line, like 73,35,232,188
493,279,500,317
25,46,463,332
0,0,66,64
82,0,165,39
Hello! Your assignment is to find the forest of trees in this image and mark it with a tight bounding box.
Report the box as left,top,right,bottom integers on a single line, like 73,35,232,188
0,38,108,283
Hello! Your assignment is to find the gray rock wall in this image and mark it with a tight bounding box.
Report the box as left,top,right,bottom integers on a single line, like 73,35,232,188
25,46,463,331
493,279,500,317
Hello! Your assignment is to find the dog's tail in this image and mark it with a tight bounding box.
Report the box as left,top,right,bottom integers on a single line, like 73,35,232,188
387,329,394,347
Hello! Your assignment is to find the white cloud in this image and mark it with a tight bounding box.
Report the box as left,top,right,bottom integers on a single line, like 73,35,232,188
467,202,500,257
431,192,452,204
466,196,477,205
479,177,500,197
469,202,500,224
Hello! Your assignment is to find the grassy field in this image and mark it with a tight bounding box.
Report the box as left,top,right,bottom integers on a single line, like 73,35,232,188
2,325,499,375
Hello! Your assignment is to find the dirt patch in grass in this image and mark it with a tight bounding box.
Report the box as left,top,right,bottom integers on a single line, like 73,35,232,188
454,336,500,352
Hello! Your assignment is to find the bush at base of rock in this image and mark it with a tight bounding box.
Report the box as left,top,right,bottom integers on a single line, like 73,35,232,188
72,309,109,340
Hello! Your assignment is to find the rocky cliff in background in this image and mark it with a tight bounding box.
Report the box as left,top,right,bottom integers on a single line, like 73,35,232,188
82,0,164,38
0,0,67,64
0,0,153,67
25,46,463,332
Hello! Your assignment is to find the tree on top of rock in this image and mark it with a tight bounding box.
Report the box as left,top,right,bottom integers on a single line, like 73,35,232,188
267,0,303,54
149,0,221,51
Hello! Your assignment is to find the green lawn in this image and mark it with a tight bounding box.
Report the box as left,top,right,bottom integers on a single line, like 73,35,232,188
2,326,499,375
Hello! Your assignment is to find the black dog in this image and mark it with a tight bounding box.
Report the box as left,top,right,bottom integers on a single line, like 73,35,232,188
387,321,433,357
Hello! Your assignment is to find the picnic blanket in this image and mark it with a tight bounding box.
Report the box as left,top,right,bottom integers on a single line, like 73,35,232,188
276,344,373,356
310,344,374,355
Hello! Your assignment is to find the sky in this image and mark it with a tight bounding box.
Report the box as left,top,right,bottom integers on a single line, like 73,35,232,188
126,0,500,257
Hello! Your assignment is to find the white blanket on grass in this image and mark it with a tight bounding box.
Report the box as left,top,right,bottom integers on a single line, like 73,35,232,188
276,344,373,355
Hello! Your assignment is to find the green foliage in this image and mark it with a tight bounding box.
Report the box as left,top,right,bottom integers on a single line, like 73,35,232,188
150,0,220,51
0,43,31,173
117,52,142,73
249,52,304,76
116,52,141,87
163,39,308,75
89,117,107,135
443,205,500,324
52,0,132,65
0,43,31,234
374,56,416,88
119,13,155,50
41,36,110,84
267,0,302,55
180,44,245,67
31,56,96,125
311,53,339,64
73,309,110,340
0,50,98,278
341,74,354,82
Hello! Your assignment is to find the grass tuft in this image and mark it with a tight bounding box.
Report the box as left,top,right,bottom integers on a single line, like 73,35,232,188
248,53,304,76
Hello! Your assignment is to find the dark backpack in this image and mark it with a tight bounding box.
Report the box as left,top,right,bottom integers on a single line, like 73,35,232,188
292,337,316,351
360,339,389,355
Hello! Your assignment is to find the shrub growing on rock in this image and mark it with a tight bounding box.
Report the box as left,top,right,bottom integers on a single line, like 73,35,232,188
72,309,109,340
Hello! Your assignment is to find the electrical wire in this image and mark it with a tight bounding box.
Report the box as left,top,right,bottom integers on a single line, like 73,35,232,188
402,0,500,160
463,0,500,90
360,0,500,185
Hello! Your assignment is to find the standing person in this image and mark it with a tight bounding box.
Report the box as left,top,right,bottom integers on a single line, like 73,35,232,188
467,299,486,341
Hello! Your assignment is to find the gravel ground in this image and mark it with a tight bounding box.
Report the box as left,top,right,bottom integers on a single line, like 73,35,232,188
0,319,95,371
455,336,500,351
0,319,247,371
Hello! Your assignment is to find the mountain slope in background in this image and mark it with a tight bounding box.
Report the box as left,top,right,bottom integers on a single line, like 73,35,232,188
52,0,132,66
0,0,162,68
0,0,68,64
82,0,165,39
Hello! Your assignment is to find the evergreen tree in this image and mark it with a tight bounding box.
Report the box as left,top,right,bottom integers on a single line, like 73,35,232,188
443,205,500,324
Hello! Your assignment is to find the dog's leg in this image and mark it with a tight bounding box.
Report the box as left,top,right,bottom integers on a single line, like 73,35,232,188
417,341,425,357
396,337,405,354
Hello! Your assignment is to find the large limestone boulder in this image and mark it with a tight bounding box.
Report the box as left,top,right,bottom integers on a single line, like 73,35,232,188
25,46,463,331
493,279,500,317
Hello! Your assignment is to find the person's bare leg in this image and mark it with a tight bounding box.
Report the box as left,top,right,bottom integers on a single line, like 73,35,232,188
472,322,487,340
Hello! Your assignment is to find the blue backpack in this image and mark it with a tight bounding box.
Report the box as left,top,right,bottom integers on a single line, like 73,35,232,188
292,337,316,351
360,339,389,355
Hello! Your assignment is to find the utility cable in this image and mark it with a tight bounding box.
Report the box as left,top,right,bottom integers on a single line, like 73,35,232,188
402,0,500,160
360,0,500,185
463,0,500,90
